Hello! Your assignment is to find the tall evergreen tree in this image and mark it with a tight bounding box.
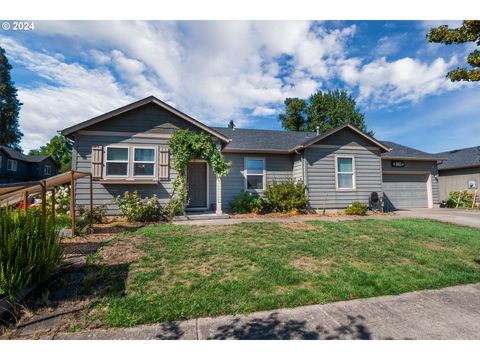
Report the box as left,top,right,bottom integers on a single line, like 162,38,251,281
0,46,23,151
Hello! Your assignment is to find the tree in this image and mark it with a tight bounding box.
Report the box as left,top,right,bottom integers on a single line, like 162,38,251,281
427,20,480,82
278,98,306,131
227,120,236,129
29,135,73,173
0,46,23,150
278,89,372,136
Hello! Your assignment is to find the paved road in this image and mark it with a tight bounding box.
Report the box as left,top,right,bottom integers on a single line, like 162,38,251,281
174,208,480,228
56,283,480,340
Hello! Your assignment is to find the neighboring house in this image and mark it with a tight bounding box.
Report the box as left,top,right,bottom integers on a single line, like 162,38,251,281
0,146,57,184
435,146,480,200
60,96,442,215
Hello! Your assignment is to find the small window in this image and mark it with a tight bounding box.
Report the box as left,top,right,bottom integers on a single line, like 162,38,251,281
245,158,265,190
7,159,17,172
44,165,51,176
336,156,355,190
106,147,129,176
133,148,156,177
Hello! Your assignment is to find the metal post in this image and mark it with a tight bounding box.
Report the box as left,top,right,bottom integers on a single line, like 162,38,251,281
23,191,28,216
41,183,46,223
70,171,75,237
89,174,93,227
51,187,56,227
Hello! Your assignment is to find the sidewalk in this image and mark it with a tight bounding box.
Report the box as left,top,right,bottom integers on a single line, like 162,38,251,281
55,282,480,340
172,209,480,228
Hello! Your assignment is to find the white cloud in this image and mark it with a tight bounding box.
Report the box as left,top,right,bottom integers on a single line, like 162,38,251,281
252,106,278,116
1,20,474,152
339,55,464,106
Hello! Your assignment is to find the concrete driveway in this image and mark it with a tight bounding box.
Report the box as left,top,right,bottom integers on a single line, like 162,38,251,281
55,283,480,339
395,208,480,228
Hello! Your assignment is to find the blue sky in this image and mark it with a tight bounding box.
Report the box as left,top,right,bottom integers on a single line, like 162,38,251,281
0,20,478,153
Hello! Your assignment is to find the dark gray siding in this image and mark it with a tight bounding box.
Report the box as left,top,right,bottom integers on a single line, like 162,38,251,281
81,103,202,134
305,146,382,209
438,166,480,200
73,134,176,215
382,159,440,204
221,153,293,208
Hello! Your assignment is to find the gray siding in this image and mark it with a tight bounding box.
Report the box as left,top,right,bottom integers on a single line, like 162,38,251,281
82,103,202,134
382,159,440,204
221,153,293,208
306,146,382,209
73,134,176,215
292,152,304,182
438,166,480,200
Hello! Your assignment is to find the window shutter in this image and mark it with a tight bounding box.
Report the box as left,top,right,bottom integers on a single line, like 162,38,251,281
158,146,170,180
91,145,103,179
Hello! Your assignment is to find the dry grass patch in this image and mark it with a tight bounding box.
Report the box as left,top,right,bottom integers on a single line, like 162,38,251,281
193,225,237,235
99,236,146,265
290,256,334,274
281,222,315,231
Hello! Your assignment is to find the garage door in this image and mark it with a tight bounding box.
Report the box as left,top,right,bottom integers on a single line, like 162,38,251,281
382,174,428,210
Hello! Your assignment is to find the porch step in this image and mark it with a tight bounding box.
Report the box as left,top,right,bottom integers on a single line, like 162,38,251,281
173,212,230,222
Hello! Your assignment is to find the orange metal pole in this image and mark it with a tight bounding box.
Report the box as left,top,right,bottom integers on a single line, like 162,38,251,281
23,191,28,216
70,171,75,237
51,187,56,227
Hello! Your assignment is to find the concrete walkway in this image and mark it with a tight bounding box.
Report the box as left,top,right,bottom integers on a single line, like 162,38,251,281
173,208,480,228
55,283,480,340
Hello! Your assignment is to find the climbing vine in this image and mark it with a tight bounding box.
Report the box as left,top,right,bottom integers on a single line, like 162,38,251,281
164,130,231,221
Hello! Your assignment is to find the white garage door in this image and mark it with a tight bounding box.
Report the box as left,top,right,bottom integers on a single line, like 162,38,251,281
382,174,428,209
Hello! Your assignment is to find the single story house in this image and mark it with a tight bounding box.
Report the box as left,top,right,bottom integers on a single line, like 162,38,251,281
435,146,480,200
60,96,442,215
0,146,57,184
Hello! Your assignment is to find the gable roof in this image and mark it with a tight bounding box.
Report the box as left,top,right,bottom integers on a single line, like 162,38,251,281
300,123,391,152
59,96,231,143
0,146,51,163
436,146,480,170
212,127,317,153
214,123,391,153
380,141,443,161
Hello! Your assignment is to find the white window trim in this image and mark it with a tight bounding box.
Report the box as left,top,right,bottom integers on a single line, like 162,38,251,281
244,157,266,191
335,155,356,191
7,159,17,172
44,164,51,176
104,146,130,178
133,146,157,178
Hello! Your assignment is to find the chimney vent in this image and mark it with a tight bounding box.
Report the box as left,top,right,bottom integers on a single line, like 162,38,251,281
316,126,320,136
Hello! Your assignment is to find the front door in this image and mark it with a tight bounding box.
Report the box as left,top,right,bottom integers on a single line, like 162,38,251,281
186,162,207,208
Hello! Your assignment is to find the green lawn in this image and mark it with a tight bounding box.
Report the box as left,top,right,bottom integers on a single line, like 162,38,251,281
85,219,480,328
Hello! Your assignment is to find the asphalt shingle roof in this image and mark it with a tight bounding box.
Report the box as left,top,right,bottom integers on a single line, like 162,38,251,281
380,141,441,160
436,146,480,170
0,146,50,163
212,127,317,152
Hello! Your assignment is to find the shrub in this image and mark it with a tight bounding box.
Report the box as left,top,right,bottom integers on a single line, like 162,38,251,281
47,185,71,215
446,191,475,208
230,190,264,214
344,201,368,215
0,208,62,299
264,180,308,213
78,204,108,224
115,191,164,222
